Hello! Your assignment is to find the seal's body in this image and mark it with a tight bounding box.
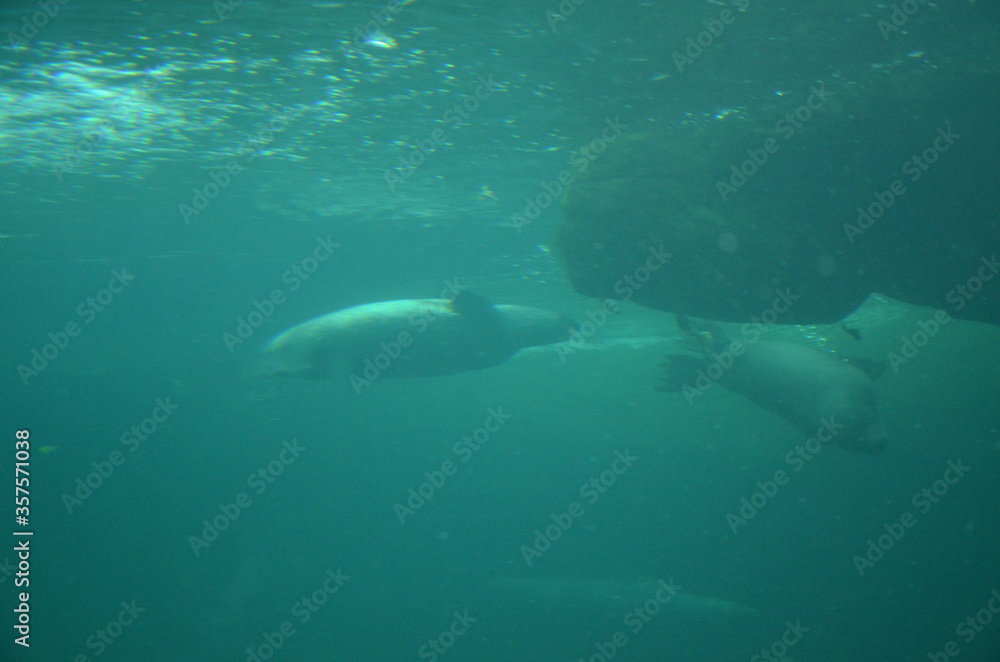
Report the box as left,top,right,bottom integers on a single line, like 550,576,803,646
661,316,886,454
259,292,575,381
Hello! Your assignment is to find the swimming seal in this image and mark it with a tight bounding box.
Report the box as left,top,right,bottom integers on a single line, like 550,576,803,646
660,316,886,454
258,291,576,383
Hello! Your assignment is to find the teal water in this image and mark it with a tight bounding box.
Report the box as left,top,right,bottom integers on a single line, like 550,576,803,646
2,1,999,660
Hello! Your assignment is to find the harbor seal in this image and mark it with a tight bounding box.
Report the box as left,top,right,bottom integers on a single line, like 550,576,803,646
257,291,576,386
660,316,886,454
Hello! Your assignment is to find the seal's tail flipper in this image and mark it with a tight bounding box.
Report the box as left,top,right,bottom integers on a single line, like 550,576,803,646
657,315,730,393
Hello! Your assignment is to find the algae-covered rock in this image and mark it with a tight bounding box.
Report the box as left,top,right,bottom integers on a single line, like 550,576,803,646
555,74,998,325
555,114,870,324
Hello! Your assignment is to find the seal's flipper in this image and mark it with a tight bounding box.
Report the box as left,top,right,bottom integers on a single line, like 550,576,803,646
676,314,728,354
448,290,507,341
840,323,863,341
